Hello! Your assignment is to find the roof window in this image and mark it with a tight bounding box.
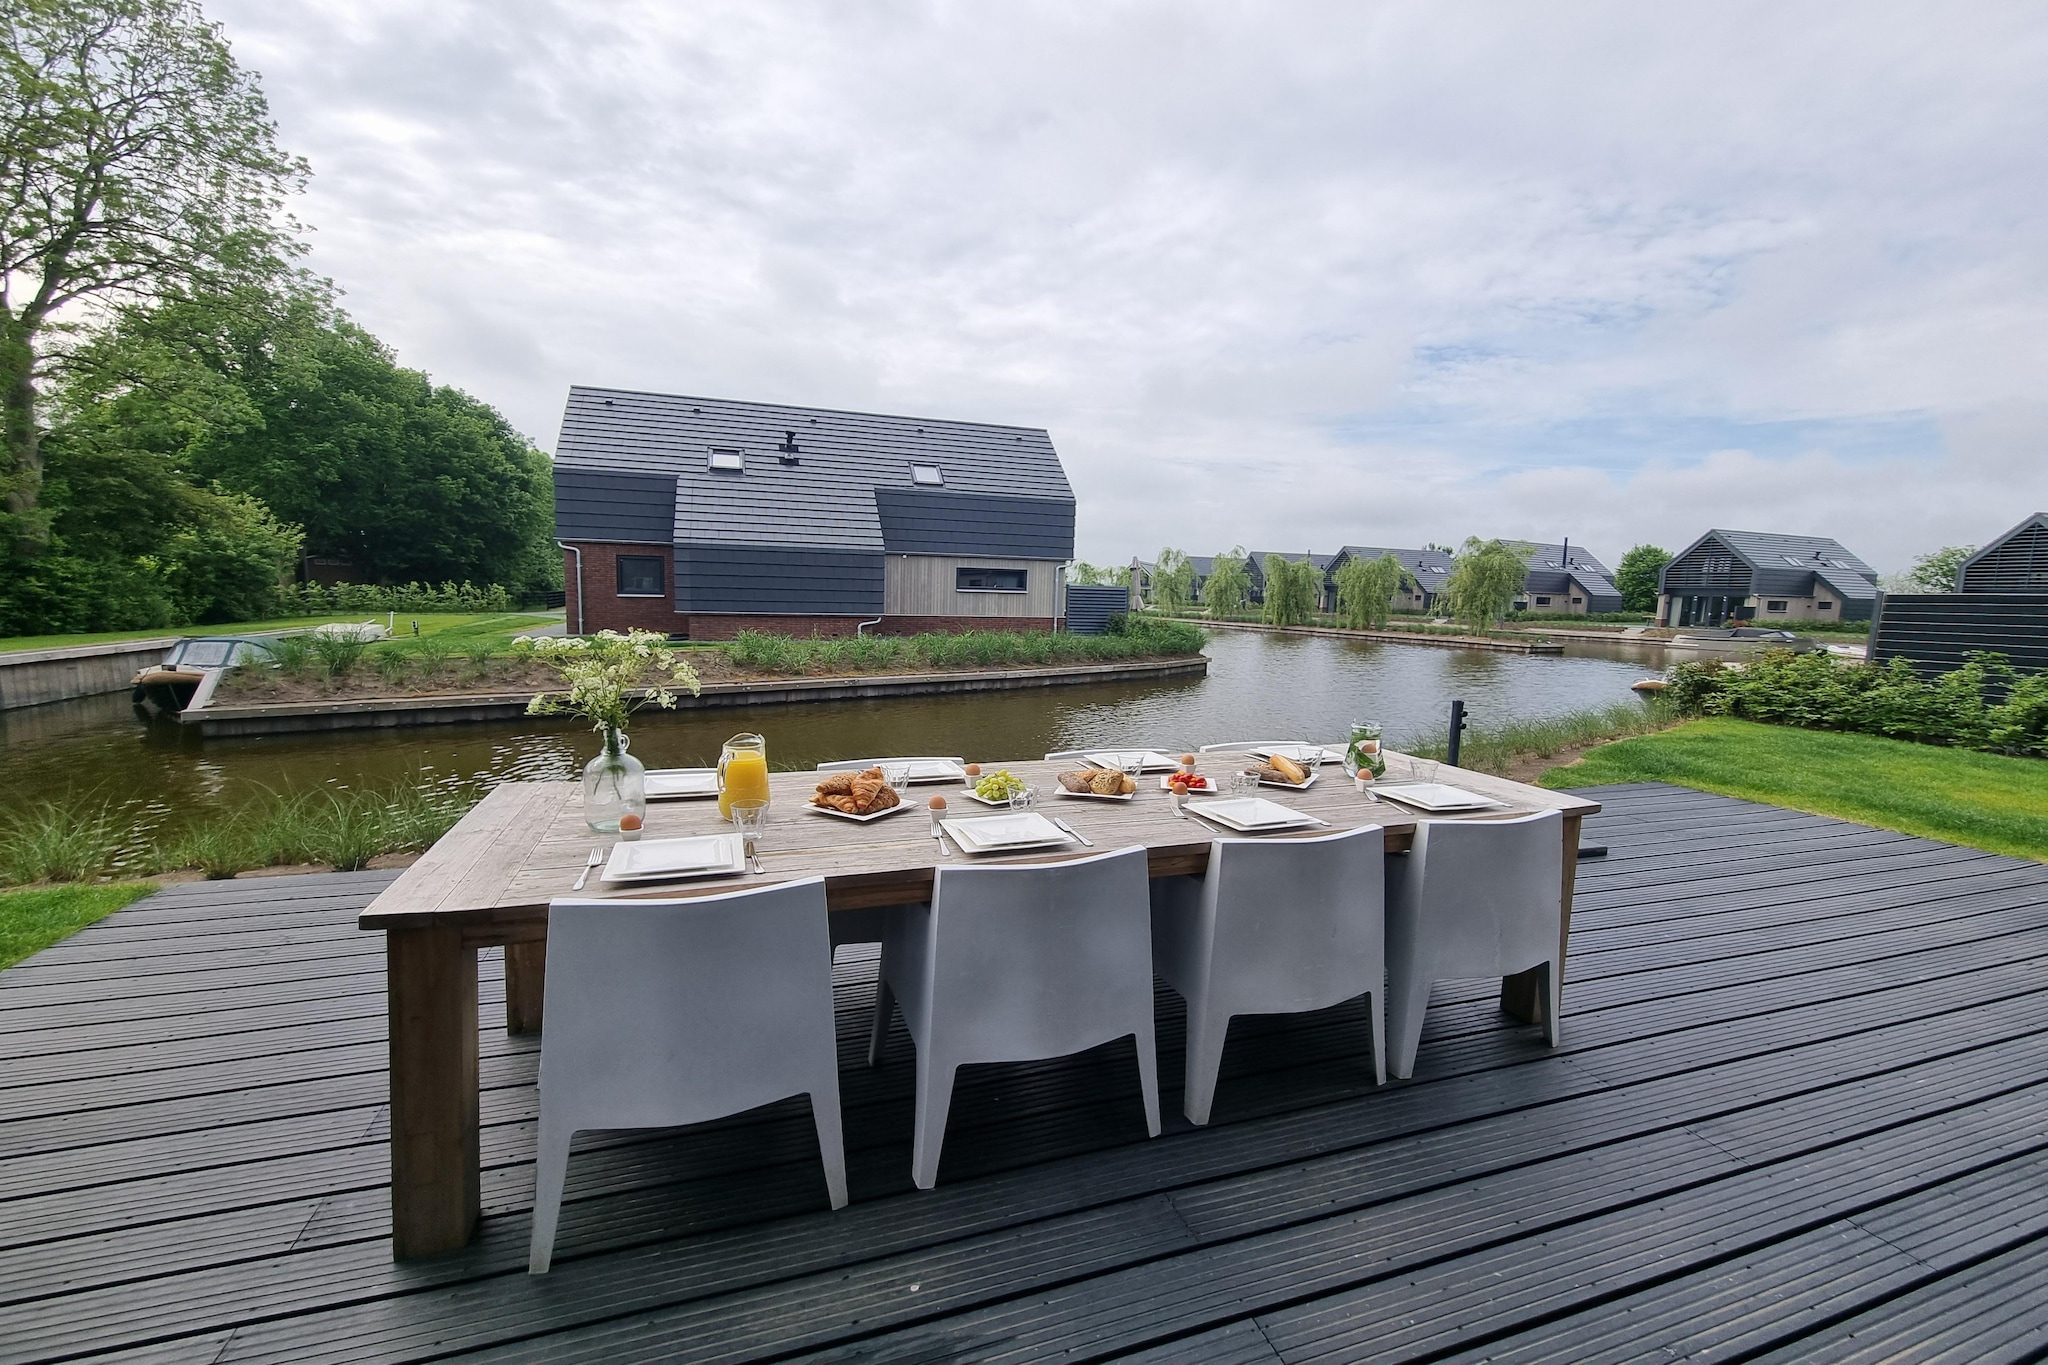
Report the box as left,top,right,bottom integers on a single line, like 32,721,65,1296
911,464,944,486
708,448,745,472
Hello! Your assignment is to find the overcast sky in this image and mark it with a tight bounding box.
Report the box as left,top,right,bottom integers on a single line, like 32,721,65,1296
211,0,2048,572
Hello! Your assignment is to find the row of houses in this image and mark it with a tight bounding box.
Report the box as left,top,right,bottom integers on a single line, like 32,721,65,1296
545,384,2030,653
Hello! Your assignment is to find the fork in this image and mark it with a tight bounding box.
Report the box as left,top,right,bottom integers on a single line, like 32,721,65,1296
571,847,603,891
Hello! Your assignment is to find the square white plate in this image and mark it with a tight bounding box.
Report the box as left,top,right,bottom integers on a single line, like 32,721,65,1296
1250,744,1341,766
942,812,1076,853
1156,775,1223,794
1182,797,1324,832
898,759,966,783
807,797,917,823
643,768,719,800
1082,750,1182,772
602,835,744,883
1371,782,1509,812
960,790,1025,808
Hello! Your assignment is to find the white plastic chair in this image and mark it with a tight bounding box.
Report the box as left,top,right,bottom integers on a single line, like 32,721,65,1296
816,756,964,772
1197,741,1339,762
529,878,848,1273
1041,747,1173,763
1384,810,1564,1080
867,845,1160,1188
1150,825,1386,1124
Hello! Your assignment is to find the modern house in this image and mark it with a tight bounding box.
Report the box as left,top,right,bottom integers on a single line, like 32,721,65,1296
1324,546,1455,613
553,388,1076,638
1513,542,1625,615
1871,512,2048,679
1656,530,1878,627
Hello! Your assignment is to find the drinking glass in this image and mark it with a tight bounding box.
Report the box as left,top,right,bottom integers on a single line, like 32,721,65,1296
1409,759,1440,785
880,761,913,790
729,798,768,872
1231,769,1261,796
1007,784,1035,813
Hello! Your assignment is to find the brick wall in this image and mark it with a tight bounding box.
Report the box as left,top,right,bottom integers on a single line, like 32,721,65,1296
564,543,679,634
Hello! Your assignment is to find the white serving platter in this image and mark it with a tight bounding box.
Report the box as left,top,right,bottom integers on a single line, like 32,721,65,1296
1370,782,1510,813
806,798,918,823
1081,750,1183,773
643,768,719,800
1156,775,1223,794
941,812,1077,854
1055,785,1136,802
1182,797,1325,833
601,834,745,883
856,758,966,783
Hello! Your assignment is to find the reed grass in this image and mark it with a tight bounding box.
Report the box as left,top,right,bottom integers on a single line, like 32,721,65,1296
725,620,1205,676
1403,699,1675,777
0,796,131,885
161,781,473,875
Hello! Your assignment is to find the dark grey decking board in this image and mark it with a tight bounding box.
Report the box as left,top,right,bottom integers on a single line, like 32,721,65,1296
2,785,2045,1363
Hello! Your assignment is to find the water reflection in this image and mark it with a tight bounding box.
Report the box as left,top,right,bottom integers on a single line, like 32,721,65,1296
0,630,1664,843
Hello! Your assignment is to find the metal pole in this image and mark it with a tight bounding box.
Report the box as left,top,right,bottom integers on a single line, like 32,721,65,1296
1447,699,1467,768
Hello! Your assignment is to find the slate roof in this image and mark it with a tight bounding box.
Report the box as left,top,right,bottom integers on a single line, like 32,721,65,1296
1516,542,1624,605
1329,546,1455,592
1664,529,1878,599
554,387,1074,554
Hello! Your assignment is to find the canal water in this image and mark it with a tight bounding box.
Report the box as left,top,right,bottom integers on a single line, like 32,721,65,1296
0,630,1668,849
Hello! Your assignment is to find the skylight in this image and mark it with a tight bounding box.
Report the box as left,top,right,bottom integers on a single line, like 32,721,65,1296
708,448,745,472
911,464,944,486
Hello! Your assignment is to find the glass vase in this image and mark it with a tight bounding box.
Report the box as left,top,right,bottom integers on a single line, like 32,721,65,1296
582,729,647,833
1343,720,1387,781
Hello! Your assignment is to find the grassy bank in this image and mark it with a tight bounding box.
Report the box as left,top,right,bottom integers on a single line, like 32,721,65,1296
0,781,474,887
1541,718,2048,862
1,883,157,968
727,619,1205,675
1403,700,1674,778
0,610,558,655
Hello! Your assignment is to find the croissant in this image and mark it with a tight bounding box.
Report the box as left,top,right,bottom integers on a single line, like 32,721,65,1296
849,769,887,813
815,771,856,796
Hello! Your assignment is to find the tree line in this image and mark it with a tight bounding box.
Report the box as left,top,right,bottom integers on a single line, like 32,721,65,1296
0,0,557,636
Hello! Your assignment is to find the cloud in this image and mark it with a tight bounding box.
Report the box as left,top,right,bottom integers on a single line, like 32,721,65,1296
212,0,2048,572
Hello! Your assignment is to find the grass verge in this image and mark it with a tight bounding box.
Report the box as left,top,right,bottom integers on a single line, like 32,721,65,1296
0,883,157,968
0,611,558,655
1539,717,2048,862
726,619,1205,675
1403,700,1674,778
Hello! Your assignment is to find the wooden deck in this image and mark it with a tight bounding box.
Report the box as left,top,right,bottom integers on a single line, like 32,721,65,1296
4,782,2047,1363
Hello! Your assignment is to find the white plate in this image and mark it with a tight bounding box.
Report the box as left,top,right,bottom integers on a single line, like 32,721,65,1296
1182,797,1324,832
643,768,719,800
1212,762,1317,791
942,812,1076,853
1371,782,1509,812
806,798,918,823
1250,744,1341,766
836,758,966,784
960,790,1025,808
1055,785,1136,802
1081,750,1183,773
602,834,744,883
1156,775,1223,794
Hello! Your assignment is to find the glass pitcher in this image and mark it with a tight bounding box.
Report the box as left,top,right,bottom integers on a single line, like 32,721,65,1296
1343,720,1387,781
717,732,771,820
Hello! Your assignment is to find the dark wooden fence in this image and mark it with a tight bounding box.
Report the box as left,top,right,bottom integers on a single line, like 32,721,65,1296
1063,584,1131,635
1868,592,2048,678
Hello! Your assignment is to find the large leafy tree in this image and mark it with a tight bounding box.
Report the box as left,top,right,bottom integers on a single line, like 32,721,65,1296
1614,543,1672,613
1335,552,1410,629
1261,554,1320,627
65,286,556,592
0,0,306,553
1906,545,1975,593
1202,549,1250,617
1442,538,1530,630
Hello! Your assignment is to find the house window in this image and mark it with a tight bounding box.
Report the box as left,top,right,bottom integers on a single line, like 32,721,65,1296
707,448,745,472
957,567,1027,592
1765,600,1788,613
1818,601,1834,611
911,464,944,486
1570,596,1583,605
1534,595,1551,606
616,555,665,597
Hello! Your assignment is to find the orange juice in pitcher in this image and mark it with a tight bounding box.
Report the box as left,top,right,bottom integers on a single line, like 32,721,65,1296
717,733,771,819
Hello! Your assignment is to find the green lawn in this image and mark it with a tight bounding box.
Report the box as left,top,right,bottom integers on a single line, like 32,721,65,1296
0,882,158,969
1542,718,2048,862
0,611,560,655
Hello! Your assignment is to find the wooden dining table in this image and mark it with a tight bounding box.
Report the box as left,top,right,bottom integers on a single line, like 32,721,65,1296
358,751,1599,1259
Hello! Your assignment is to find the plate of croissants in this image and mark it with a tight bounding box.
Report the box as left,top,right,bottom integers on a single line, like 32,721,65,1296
1055,768,1139,800
806,767,912,821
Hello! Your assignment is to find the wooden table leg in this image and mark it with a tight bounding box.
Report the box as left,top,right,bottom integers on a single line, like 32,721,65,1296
386,926,480,1259
1501,812,1582,1025
505,940,546,1035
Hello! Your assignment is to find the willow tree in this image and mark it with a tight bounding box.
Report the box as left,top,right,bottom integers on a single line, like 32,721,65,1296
0,0,306,552
1203,549,1251,617
1442,538,1530,630
1262,554,1320,627
1151,547,1195,614
1335,552,1410,629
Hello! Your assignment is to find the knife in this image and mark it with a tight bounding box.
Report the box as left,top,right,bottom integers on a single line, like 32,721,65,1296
1052,816,1094,848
